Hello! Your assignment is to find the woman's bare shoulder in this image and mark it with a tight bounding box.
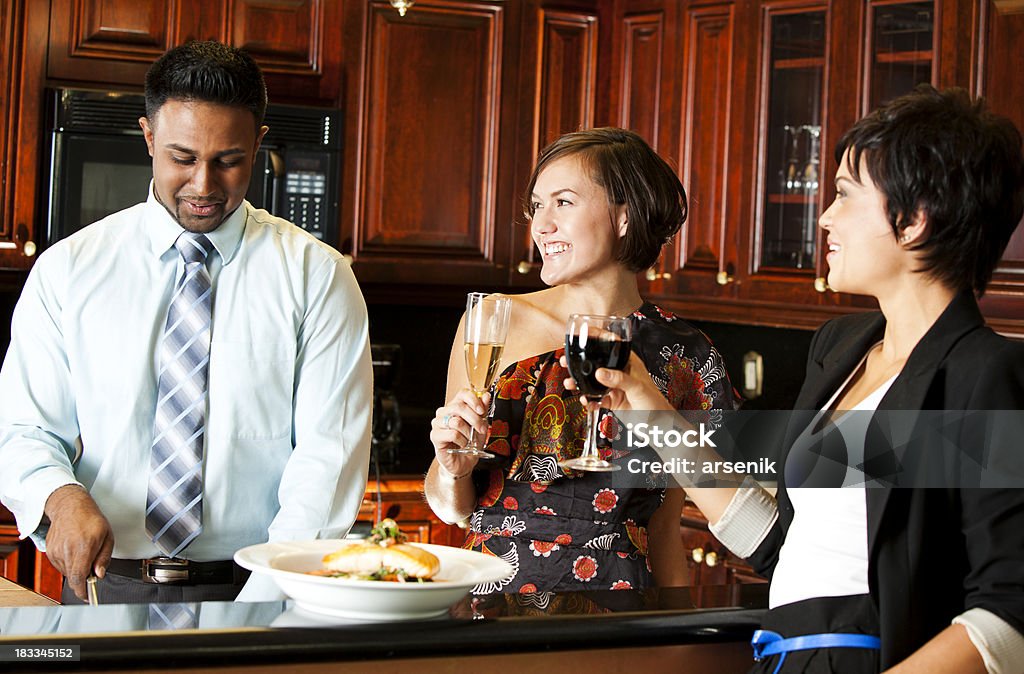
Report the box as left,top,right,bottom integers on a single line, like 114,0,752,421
502,289,564,361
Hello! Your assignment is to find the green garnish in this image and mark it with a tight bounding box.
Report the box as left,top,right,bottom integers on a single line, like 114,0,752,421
321,567,433,583
370,518,406,545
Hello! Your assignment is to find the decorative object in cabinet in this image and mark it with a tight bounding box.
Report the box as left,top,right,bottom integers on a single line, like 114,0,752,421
756,8,826,274
865,0,934,111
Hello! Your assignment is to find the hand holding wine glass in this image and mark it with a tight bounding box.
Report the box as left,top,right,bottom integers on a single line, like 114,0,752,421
447,293,512,458
431,389,492,477
563,351,674,415
560,314,632,472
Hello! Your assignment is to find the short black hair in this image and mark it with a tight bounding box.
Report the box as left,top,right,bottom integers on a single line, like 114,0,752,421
836,85,1024,296
525,127,687,273
144,40,267,127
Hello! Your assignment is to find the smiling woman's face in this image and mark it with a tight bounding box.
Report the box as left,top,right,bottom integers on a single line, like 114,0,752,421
818,149,907,296
140,99,267,233
529,155,627,287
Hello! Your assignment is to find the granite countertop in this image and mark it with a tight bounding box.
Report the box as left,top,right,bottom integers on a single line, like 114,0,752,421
0,584,768,671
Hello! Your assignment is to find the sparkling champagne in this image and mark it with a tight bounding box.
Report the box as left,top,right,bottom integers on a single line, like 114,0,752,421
464,342,504,393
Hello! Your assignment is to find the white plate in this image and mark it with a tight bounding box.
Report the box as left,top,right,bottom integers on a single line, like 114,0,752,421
234,540,513,620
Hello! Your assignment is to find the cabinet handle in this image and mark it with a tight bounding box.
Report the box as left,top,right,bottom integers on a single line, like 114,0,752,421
516,260,533,275
15,224,36,257
691,547,704,564
645,268,672,281
716,270,734,285
814,277,829,293
705,550,718,567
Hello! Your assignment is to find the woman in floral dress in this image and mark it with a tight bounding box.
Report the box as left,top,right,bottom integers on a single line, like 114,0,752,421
425,128,737,593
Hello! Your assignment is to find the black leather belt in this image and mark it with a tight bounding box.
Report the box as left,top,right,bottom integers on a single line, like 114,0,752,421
106,557,249,585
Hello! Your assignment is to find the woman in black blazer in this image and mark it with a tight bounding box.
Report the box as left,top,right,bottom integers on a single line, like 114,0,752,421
580,85,1024,672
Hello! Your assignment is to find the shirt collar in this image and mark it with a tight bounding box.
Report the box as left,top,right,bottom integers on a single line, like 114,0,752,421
144,181,247,265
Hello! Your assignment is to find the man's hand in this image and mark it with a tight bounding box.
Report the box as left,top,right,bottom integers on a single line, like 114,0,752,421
43,485,114,601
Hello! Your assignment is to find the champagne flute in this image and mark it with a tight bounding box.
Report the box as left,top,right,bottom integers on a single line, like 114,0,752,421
448,292,512,458
560,314,632,472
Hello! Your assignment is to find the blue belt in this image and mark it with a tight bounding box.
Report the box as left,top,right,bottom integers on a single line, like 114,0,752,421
752,629,881,674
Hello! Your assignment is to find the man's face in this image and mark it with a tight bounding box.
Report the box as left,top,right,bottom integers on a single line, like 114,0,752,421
140,99,267,233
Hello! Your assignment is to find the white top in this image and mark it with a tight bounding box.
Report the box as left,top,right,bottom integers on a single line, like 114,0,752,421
769,358,896,608
0,186,372,566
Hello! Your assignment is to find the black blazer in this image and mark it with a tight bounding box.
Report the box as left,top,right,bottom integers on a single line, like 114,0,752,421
747,290,1024,668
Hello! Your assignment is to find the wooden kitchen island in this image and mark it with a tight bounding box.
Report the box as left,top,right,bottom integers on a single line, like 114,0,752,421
0,581,765,673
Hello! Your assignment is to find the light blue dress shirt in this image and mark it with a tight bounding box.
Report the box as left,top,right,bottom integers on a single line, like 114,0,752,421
0,187,372,569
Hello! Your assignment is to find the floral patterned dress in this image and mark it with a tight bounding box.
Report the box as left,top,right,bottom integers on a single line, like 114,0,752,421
465,302,737,594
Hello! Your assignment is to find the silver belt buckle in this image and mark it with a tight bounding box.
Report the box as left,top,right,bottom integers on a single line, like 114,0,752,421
142,557,190,584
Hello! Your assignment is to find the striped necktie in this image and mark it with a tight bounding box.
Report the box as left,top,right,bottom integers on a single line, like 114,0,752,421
148,603,199,630
146,232,215,558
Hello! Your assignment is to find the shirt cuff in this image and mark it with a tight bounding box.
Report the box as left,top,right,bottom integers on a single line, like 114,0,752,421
953,608,1024,674
13,472,83,551
707,476,778,559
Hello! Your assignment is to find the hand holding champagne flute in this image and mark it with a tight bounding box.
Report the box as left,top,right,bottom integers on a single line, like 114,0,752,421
448,293,512,458
560,314,632,472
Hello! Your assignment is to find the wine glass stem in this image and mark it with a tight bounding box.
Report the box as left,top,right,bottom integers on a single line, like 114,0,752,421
583,398,601,459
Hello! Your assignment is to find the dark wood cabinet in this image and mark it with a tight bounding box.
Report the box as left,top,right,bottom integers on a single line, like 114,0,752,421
976,0,1024,337
47,0,341,104
343,0,517,288
507,2,602,285
342,0,608,290
680,502,766,587
0,525,21,583
609,0,1024,336
0,0,47,271
3,0,1024,317
47,0,213,85
0,508,63,601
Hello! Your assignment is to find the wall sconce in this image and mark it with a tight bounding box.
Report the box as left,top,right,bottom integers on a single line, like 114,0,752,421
389,0,414,16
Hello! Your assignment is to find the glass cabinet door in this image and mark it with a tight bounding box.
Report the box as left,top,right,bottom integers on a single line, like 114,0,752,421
866,1,934,111
757,9,827,272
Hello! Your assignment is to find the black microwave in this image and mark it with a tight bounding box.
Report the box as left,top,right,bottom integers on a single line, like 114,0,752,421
43,88,342,247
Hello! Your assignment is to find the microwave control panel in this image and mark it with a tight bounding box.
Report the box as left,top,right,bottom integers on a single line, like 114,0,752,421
283,151,333,241
285,171,326,239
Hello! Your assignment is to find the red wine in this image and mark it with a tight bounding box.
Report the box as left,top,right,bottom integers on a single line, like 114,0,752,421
565,334,631,400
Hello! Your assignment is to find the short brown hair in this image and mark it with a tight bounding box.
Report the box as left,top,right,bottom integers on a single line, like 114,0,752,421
524,128,687,272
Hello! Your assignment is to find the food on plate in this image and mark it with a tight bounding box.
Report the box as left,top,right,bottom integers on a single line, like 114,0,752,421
311,519,441,582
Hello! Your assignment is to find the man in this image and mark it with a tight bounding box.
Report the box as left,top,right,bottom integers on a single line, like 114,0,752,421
0,41,372,603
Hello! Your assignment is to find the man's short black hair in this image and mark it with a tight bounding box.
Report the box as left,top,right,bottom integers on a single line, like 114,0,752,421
525,127,687,273
144,40,267,127
836,85,1024,296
